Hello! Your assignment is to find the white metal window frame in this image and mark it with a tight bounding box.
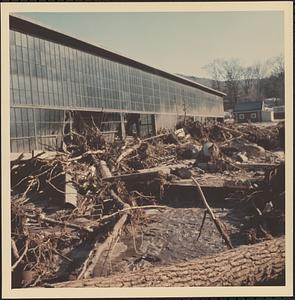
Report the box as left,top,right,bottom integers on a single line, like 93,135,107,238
239,113,245,120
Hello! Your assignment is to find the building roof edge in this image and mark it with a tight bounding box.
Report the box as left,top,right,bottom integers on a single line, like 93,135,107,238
9,14,226,98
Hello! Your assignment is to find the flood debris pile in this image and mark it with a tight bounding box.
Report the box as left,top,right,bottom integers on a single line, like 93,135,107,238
236,161,285,244
10,120,285,288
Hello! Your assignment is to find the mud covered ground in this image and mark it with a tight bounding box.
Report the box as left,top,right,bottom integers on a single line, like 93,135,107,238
93,206,245,277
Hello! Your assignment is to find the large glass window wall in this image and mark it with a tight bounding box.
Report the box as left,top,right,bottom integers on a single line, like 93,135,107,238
10,29,224,117
10,107,64,152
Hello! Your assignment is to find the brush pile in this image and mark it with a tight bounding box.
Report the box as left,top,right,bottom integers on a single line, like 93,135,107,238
10,120,285,287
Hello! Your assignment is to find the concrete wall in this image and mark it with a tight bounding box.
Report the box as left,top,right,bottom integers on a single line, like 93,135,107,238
154,114,221,132
155,114,179,132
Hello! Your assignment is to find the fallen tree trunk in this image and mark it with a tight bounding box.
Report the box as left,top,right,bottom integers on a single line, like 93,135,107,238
79,209,129,279
49,237,285,287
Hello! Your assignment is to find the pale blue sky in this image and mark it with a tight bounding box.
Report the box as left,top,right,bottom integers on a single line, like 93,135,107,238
16,11,284,78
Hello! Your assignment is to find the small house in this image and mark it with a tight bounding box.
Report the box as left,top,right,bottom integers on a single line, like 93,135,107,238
233,101,265,123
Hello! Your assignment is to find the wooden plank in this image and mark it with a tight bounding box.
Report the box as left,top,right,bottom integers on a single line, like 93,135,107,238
166,178,252,189
104,164,192,182
236,162,280,170
102,171,160,182
137,163,189,175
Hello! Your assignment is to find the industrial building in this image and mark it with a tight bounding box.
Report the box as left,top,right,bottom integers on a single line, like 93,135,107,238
9,15,225,153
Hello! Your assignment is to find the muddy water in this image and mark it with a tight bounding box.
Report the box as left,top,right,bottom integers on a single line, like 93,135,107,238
93,207,243,277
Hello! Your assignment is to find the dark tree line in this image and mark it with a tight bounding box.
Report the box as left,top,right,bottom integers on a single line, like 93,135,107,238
203,55,284,109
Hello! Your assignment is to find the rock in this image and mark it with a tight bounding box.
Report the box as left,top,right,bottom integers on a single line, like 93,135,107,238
177,144,201,159
171,167,192,179
202,142,214,157
202,142,220,161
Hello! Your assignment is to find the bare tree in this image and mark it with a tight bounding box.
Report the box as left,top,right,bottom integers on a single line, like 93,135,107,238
271,54,284,77
241,66,255,97
202,59,224,91
221,59,243,105
203,58,243,107
251,61,269,100
203,55,284,106
268,54,285,103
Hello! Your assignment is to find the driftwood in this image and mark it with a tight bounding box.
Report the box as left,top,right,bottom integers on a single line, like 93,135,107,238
11,239,29,272
216,124,244,137
219,135,244,147
116,143,142,164
78,162,131,279
11,239,20,259
79,205,129,279
26,213,94,233
236,162,280,171
191,177,233,249
99,160,112,178
49,237,285,287
196,210,207,241
67,150,105,162
137,163,189,174
167,178,252,189
11,120,285,288
77,190,163,279
110,189,127,208
115,133,170,165
142,133,170,142
98,205,167,222
103,171,159,183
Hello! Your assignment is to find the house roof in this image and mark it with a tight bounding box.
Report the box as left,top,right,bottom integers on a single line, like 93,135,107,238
233,101,263,112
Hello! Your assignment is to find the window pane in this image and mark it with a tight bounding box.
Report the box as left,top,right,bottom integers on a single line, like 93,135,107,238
10,30,15,45
10,45,16,60
15,32,21,46
21,34,27,47
10,59,17,74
